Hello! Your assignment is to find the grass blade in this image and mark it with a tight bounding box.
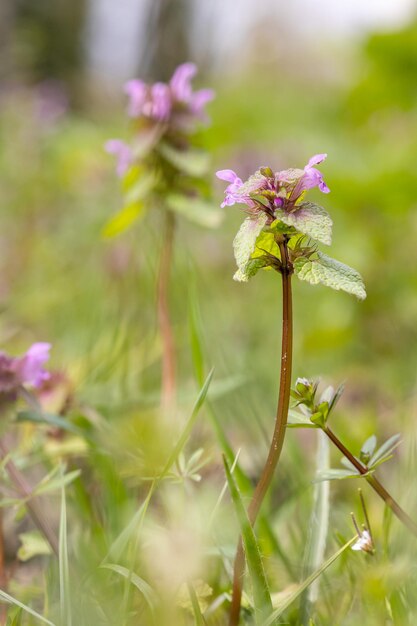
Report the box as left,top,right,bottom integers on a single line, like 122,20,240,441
262,537,356,626
59,466,71,626
223,456,273,624
0,589,55,625
187,582,207,626
158,368,214,480
300,430,330,622
101,564,157,610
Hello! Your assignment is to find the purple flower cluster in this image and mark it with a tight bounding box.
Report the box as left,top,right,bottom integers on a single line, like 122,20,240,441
216,154,330,215
0,343,51,406
106,63,214,178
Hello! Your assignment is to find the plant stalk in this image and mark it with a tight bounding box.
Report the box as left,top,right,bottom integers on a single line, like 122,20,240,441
0,441,59,555
323,426,417,537
157,210,176,412
229,239,293,626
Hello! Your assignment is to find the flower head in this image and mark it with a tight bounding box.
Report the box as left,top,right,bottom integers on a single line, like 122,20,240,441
217,155,329,218
123,62,214,126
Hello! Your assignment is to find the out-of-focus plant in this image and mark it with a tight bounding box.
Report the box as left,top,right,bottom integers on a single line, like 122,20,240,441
0,343,59,554
217,154,367,625
105,62,220,410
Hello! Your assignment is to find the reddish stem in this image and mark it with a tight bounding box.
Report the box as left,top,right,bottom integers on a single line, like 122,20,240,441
324,426,417,537
229,238,293,626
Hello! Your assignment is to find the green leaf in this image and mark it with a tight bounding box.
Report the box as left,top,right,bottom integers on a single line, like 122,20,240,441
16,410,89,440
34,469,81,497
369,434,401,468
223,456,273,624
101,564,157,610
158,143,210,177
277,201,332,245
314,468,362,482
294,252,366,300
360,435,377,463
165,194,222,228
18,531,52,562
263,538,356,626
233,215,269,282
103,171,155,237
102,202,147,238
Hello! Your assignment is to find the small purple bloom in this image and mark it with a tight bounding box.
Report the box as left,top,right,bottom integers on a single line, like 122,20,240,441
124,79,147,118
105,139,133,177
170,62,197,102
302,153,330,194
15,343,51,388
216,170,244,208
278,154,330,202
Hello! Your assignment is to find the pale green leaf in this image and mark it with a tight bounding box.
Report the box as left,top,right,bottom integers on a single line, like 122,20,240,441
294,252,366,299
158,143,210,177
287,410,318,428
314,469,361,482
369,434,401,468
33,469,81,497
18,531,52,562
233,215,268,282
166,194,222,228
277,201,332,245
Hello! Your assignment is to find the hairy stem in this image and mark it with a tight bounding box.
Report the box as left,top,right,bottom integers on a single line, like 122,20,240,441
157,211,176,412
229,239,293,626
324,426,417,537
0,441,59,555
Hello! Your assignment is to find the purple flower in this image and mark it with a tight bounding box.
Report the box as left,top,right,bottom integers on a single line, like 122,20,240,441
124,79,147,118
105,140,133,177
278,154,330,202
170,63,197,102
216,170,245,208
217,155,330,216
217,169,270,210
15,343,51,388
121,62,214,128
0,343,51,406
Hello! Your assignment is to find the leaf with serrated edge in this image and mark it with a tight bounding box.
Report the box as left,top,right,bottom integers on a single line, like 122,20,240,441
294,252,366,300
233,214,268,282
277,201,332,245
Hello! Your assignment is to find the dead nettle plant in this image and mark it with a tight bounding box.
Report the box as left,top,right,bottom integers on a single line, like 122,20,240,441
105,63,221,410
216,154,417,625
